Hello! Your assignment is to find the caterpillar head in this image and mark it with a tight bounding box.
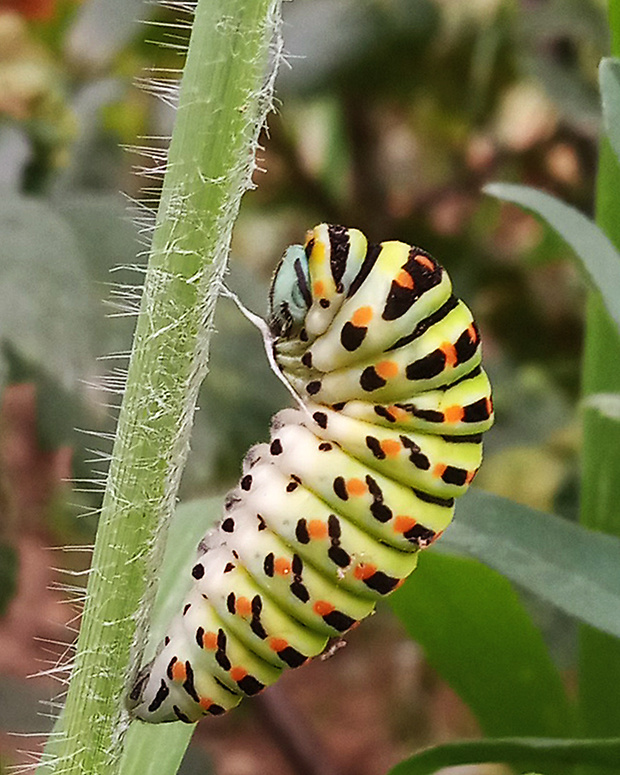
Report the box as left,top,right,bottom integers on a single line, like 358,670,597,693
268,244,311,338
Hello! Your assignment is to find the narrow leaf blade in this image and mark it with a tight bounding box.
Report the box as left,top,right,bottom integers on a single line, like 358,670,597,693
389,736,620,775
444,490,620,639
600,57,620,167
484,182,620,335
389,553,573,738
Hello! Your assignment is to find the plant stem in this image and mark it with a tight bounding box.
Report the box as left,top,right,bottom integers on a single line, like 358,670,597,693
37,2,282,773
578,3,620,761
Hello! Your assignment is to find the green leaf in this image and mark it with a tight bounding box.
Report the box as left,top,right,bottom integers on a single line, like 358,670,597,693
119,497,221,775
484,183,620,336
0,195,94,388
389,553,573,739
443,490,620,640
389,736,620,775
600,58,620,167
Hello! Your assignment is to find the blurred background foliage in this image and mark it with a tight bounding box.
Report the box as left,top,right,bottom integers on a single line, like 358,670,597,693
0,0,611,773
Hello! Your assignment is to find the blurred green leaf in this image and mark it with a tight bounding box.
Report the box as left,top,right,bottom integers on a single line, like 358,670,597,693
279,0,439,96
0,543,18,618
389,736,620,775
600,58,620,167
443,490,620,639
65,0,155,69
119,497,221,775
484,183,620,335
389,552,573,739
0,195,94,388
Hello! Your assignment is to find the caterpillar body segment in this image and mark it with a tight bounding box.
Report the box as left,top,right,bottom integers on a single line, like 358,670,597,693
128,224,493,724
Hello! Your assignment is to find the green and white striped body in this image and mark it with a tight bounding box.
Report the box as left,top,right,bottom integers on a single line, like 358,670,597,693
128,224,493,724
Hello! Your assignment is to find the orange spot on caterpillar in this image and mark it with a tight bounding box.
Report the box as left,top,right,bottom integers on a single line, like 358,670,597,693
202,631,218,650
444,405,464,423
352,306,373,326
236,596,252,617
395,578,406,589
199,697,213,710
465,470,476,484
269,637,289,652
486,396,493,415
313,600,335,616
415,254,435,271
395,269,414,289
354,563,377,580
440,342,458,367
394,515,417,534
380,439,401,457
171,660,187,682
346,478,367,497
308,519,328,539
433,463,447,478
274,557,292,576
376,360,398,379
313,280,325,297
468,323,478,343
230,666,248,682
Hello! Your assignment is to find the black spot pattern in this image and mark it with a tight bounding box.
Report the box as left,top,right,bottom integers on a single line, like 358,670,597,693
295,519,310,544
362,572,399,595
464,398,491,423
333,477,348,500
382,249,442,321
323,610,356,632
278,647,307,668
454,324,479,363
313,411,328,429
360,366,386,392
216,629,231,670
238,675,264,695
406,349,446,381
441,466,468,486
365,436,386,460
328,224,349,292
327,514,350,567
173,705,193,723
366,475,392,523
341,321,368,351
404,524,436,546
148,679,169,712
399,435,431,470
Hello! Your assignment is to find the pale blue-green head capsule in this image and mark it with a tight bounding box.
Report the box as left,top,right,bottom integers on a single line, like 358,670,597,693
268,244,312,337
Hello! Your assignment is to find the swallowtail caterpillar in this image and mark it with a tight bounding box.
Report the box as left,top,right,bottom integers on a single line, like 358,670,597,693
128,224,494,723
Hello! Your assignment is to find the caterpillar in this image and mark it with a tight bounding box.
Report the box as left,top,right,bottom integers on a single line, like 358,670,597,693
128,224,494,724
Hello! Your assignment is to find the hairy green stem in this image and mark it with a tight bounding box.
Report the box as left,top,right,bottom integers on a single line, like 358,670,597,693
578,3,620,764
37,2,282,773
